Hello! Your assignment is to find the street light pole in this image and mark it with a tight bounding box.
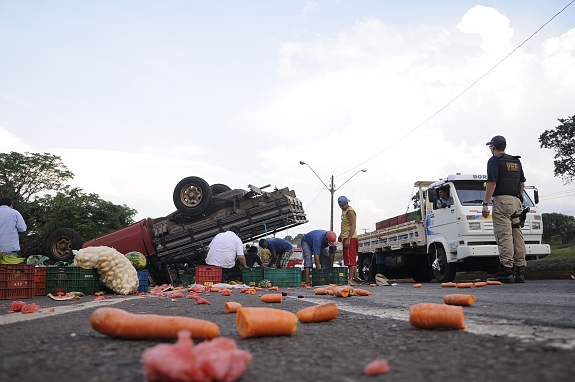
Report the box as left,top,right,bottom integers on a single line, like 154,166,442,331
299,161,366,231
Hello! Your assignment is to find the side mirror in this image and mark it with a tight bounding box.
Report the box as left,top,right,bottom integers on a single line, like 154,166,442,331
534,189,539,204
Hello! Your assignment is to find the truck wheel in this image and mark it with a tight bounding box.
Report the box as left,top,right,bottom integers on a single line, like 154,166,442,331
360,255,376,282
173,176,213,216
431,247,456,283
412,267,433,282
210,183,231,196
47,228,83,262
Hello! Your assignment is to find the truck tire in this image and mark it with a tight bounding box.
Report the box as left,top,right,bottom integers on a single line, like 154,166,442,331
47,228,83,262
360,254,376,282
431,247,456,283
210,183,231,196
173,176,213,216
411,266,433,282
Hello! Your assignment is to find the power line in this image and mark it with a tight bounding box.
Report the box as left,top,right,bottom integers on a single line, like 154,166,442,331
336,0,575,178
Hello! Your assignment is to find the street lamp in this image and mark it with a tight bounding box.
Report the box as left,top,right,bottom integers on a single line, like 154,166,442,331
299,161,367,231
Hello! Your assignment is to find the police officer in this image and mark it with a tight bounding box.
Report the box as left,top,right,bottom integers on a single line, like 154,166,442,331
482,135,527,283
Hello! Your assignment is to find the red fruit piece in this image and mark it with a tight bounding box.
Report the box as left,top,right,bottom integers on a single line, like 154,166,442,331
364,359,390,375
9,301,26,312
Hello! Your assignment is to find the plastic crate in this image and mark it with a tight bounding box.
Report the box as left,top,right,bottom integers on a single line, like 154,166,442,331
195,265,222,286
137,270,149,293
0,264,35,300
242,267,264,286
46,266,100,295
34,266,47,296
263,267,302,287
311,267,349,286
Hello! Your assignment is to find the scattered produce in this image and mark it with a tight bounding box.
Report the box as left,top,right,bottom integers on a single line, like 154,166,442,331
409,303,465,330
70,291,85,297
90,307,220,340
74,246,139,295
221,289,232,296
486,280,502,285
333,286,351,297
258,279,272,288
352,288,372,296
142,330,251,382
21,303,41,314
444,294,475,307
224,302,242,313
364,359,390,376
456,283,473,288
441,282,457,287
414,284,422,288
236,307,298,338
125,251,147,270
48,293,75,301
474,282,487,288
9,301,26,312
296,302,338,323
313,288,328,295
261,294,282,303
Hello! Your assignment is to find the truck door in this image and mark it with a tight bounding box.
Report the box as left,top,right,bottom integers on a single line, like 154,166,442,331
427,186,458,253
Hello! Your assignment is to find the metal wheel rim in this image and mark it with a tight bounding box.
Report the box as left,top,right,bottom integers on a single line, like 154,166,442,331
180,184,203,207
52,236,72,260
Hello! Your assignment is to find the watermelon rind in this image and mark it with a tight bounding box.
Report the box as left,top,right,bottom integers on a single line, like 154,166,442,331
47,293,75,301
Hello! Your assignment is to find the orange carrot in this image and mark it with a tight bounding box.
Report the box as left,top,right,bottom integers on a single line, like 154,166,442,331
333,286,351,297
313,288,328,295
224,302,242,313
268,286,279,291
256,287,262,291
456,282,473,288
486,280,502,285
413,284,422,288
369,283,377,287
441,282,456,287
90,307,220,340
353,288,372,296
261,293,283,303
409,303,465,329
474,282,487,288
236,307,298,338
327,289,335,296
248,288,257,295
210,287,221,293
364,359,390,376
444,294,475,307
296,302,338,323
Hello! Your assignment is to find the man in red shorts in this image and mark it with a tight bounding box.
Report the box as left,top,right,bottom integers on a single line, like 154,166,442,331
338,196,359,285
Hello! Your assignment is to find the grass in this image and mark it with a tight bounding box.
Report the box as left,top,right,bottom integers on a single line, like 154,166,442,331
526,245,575,272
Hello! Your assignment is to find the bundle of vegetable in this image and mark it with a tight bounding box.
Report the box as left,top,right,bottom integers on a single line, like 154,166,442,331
74,246,138,295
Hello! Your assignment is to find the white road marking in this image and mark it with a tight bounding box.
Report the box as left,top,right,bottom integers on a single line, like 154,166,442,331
0,296,141,326
300,297,575,350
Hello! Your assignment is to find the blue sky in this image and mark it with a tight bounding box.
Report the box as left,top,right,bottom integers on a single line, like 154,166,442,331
1,1,574,237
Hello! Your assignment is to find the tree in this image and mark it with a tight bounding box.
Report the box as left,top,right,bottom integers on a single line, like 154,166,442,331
0,152,74,204
542,213,575,245
539,115,575,184
1,151,137,257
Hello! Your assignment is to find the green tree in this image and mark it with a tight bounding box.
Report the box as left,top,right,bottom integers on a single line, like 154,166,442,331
542,213,575,245
1,151,137,257
539,115,575,184
283,235,293,243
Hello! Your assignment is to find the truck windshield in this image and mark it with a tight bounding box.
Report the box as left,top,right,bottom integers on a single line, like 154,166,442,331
452,181,535,207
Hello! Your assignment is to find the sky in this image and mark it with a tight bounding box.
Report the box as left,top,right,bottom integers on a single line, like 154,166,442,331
1,0,574,240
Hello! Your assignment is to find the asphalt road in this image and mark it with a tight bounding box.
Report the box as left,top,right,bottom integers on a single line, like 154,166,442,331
1,279,575,382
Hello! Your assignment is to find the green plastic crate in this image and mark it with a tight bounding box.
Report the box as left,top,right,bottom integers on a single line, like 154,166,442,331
242,267,264,286
311,267,349,286
46,266,100,295
263,268,302,287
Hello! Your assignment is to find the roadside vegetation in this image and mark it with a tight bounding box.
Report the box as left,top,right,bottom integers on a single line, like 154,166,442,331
527,245,575,273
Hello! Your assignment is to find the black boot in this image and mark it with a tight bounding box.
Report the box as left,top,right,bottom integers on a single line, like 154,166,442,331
514,265,525,283
488,263,515,284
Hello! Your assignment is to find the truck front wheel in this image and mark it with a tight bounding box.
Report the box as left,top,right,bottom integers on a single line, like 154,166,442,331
431,247,456,283
47,228,83,262
359,254,376,282
173,176,213,216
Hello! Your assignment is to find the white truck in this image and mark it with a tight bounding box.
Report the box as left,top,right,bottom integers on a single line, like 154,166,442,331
357,174,550,283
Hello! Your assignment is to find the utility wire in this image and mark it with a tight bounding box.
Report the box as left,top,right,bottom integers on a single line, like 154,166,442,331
336,0,575,178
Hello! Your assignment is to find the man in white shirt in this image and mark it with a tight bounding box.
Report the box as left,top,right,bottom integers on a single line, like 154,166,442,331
0,197,27,257
205,225,248,281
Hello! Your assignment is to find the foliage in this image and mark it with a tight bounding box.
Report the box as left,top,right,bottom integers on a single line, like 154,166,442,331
542,213,575,245
1,151,137,258
539,115,575,184
0,152,74,204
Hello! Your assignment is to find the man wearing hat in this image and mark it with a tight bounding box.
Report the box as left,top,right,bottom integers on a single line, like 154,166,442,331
482,135,527,283
301,230,337,285
338,196,359,285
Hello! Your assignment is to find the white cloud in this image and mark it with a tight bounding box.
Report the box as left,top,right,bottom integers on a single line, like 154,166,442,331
457,5,514,55
0,127,31,152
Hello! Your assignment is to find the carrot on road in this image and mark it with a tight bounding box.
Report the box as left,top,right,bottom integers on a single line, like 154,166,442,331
444,294,475,307
236,307,298,338
409,303,465,330
261,293,283,303
296,302,338,323
224,302,242,313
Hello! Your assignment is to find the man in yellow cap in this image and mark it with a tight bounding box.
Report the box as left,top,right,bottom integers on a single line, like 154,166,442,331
338,196,359,285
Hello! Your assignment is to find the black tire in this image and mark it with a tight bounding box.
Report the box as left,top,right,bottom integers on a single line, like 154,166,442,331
173,176,212,216
411,266,433,282
210,183,231,196
431,247,456,283
46,228,83,262
359,254,376,282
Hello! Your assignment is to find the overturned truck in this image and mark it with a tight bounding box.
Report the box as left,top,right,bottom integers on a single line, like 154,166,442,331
46,176,308,284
